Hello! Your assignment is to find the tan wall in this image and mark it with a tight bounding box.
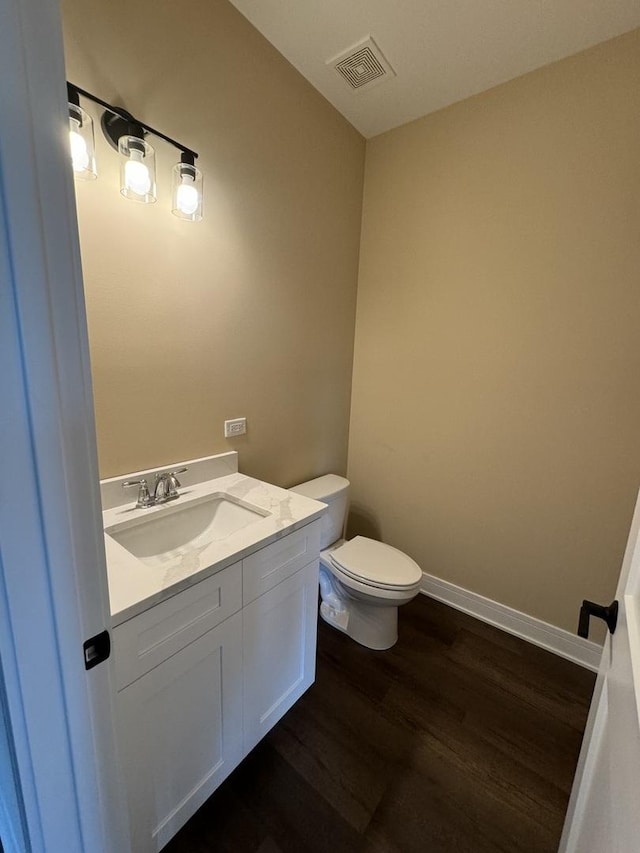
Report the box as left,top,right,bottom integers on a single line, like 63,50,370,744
349,30,640,633
61,0,364,483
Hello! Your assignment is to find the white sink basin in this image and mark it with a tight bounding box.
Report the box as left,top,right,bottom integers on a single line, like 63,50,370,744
106,493,269,567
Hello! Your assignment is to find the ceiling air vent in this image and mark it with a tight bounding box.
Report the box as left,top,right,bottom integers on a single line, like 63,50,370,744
329,36,395,92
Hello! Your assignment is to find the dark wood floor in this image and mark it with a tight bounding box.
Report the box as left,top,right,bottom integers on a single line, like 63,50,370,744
164,595,595,853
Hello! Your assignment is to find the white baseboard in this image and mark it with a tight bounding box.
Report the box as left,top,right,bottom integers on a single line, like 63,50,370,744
420,572,602,672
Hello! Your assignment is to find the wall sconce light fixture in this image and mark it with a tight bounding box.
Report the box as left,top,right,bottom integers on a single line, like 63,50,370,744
67,82,203,220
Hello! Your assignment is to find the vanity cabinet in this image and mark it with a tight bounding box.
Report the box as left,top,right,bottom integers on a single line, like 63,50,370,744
112,519,321,853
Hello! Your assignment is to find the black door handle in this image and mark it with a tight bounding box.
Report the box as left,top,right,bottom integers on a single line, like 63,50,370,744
83,629,111,670
578,600,618,639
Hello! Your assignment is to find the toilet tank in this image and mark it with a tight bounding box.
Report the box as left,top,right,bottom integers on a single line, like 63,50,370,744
289,474,350,549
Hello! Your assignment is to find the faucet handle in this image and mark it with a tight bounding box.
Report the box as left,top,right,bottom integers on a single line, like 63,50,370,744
167,467,187,497
122,478,153,508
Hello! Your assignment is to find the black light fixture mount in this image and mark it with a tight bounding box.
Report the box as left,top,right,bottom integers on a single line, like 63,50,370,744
67,82,198,163
100,108,147,152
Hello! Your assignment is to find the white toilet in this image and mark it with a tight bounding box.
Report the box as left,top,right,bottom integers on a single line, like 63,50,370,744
290,474,422,650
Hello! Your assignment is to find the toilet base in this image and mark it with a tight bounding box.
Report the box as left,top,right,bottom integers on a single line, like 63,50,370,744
320,597,398,650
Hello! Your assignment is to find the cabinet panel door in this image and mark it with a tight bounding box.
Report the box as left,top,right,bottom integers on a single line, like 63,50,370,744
243,560,319,753
117,613,243,853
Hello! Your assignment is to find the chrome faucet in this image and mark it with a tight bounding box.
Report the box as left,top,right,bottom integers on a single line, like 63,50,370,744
123,467,187,509
153,472,172,504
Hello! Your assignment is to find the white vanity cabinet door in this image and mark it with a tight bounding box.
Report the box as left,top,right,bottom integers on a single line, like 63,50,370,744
117,612,243,853
242,559,319,754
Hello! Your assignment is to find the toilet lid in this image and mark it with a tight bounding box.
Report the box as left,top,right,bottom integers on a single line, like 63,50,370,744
330,536,422,589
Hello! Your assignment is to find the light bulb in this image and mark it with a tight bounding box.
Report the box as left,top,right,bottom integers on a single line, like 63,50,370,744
176,178,199,215
171,160,203,220
124,149,151,196
69,118,89,172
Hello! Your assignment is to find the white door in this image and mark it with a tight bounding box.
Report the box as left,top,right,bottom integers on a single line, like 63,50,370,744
560,489,640,852
243,561,319,753
117,613,244,853
0,0,130,850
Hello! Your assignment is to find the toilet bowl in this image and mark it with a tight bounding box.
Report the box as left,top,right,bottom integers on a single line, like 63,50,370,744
289,475,422,650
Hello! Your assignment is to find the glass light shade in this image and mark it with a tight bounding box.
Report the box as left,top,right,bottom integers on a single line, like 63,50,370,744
68,104,97,180
171,162,203,221
118,136,156,203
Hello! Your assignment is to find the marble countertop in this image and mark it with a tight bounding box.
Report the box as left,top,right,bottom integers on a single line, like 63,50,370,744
103,471,326,627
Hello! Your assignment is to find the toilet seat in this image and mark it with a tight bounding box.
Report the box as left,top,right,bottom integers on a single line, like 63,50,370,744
330,536,422,591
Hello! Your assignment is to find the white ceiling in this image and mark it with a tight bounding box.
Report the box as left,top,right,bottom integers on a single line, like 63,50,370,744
228,0,640,138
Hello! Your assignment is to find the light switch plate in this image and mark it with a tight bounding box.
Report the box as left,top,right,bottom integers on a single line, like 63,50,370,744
224,418,247,438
